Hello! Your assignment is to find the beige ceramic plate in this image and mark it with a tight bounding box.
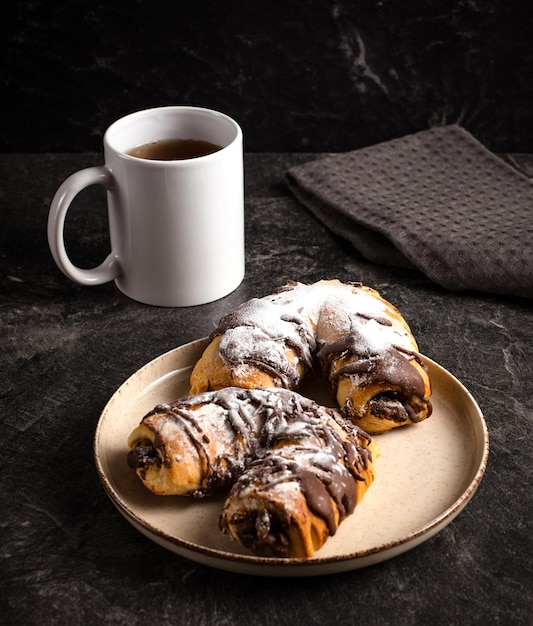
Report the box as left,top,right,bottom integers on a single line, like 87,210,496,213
94,338,489,577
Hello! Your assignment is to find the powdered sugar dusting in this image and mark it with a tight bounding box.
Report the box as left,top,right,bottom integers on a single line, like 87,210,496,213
215,281,416,386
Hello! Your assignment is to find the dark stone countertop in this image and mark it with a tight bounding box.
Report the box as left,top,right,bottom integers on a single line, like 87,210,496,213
1,152,532,625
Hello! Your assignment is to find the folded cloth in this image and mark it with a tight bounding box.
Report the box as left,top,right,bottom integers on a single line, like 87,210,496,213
286,125,533,299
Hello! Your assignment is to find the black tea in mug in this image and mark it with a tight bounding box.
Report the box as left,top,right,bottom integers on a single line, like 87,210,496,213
128,138,223,161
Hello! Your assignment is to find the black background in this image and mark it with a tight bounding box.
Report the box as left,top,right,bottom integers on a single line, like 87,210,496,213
4,0,533,153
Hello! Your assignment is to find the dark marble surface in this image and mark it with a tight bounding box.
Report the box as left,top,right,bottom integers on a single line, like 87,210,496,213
1,152,532,624
4,0,533,154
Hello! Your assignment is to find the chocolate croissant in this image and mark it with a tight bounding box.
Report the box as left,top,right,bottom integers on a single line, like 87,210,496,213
219,394,377,558
189,279,432,434
127,387,378,558
127,387,267,496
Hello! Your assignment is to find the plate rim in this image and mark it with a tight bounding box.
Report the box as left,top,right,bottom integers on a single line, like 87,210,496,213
94,338,490,576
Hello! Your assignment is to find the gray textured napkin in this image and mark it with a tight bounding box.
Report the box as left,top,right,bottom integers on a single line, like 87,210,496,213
286,125,533,299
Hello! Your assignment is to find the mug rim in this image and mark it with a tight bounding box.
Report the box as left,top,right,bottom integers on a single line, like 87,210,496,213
103,105,243,165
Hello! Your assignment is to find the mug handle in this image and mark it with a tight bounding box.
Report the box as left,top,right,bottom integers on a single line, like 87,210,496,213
47,166,121,285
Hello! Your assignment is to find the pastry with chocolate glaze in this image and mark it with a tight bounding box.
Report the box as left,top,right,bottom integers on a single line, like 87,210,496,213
127,387,267,496
219,394,377,558
127,387,378,558
189,279,432,434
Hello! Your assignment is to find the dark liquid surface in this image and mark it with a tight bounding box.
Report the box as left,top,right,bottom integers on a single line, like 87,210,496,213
128,138,223,160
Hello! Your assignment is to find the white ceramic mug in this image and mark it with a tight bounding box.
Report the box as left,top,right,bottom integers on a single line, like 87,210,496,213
48,106,245,306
